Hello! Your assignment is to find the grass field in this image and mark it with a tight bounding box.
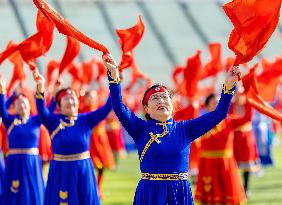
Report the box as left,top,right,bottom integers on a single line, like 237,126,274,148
101,142,282,205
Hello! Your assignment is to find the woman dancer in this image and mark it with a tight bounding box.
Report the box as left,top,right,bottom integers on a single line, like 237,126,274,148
33,72,112,205
102,54,239,205
0,75,44,205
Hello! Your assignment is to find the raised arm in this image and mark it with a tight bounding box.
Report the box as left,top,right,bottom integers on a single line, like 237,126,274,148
102,54,145,138
186,66,240,141
0,75,13,126
5,91,16,109
84,96,112,128
33,71,52,124
47,98,57,113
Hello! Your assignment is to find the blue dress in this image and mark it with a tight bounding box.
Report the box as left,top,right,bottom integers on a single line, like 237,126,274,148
0,94,44,205
0,147,4,200
36,93,112,205
108,82,234,205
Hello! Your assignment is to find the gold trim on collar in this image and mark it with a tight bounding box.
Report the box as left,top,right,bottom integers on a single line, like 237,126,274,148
50,118,75,140
8,148,39,155
140,121,172,162
7,118,27,135
53,151,90,161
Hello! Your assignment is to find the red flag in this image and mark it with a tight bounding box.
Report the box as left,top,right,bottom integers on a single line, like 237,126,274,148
224,0,281,64
200,43,223,79
59,36,80,76
33,0,108,54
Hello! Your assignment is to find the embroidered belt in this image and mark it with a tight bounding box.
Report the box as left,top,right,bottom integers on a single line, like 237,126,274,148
53,151,90,161
8,148,39,155
141,172,189,180
201,149,233,158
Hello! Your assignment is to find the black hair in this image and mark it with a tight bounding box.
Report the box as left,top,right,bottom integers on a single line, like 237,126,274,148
204,93,216,107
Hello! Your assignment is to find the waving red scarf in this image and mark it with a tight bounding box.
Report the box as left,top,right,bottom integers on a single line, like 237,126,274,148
46,60,59,85
116,16,145,52
68,63,82,84
257,58,282,101
80,60,95,84
116,16,145,71
200,43,223,79
94,59,107,82
224,0,281,65
124,58,151,92
33,0,108,54
172,66,185,88
7,47,26,95
0,42,19,65
242,67,282,122
59,36,80,76
119,51,134,71
179,50,202,98
36,11,54,54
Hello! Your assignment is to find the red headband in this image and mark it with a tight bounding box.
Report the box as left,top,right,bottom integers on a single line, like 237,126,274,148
143,86,168,105
57,89,76,103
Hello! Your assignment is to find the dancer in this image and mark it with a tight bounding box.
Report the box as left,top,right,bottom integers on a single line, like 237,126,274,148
102,53,239,205
0,76,44,205
33,72,112,205
194,93,251,204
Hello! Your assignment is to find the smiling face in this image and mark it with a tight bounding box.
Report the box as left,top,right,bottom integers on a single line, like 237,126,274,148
14,95,30,117
59,92,79,117
144,91,173,122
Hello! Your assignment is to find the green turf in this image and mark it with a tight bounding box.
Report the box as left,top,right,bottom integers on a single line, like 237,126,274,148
102,142,282,205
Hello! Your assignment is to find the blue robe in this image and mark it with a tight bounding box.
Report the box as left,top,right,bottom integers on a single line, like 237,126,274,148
36,94,112,205
109,83,234,205
0,94,44,205
0,148,4,200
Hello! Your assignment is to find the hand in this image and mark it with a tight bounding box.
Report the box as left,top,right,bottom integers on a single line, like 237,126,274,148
33,70,46,93
102,53,120,81
224,65,240,90
0,74,6,93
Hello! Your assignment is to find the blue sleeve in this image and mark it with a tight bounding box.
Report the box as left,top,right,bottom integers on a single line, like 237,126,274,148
185,89,234,142
109,83,145,138
83,96,113,129
5,92,16,109
35,93,52,125
0,94,14,128
48,98,57,113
